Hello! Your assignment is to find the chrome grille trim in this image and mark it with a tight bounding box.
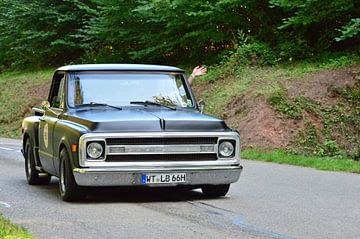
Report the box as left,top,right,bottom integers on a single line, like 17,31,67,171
106,153,218,162
107,144,216,155
106,137,218,145
78,132,240,167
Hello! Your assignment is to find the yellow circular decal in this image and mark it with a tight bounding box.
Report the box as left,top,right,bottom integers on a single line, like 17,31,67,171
43,123,49,148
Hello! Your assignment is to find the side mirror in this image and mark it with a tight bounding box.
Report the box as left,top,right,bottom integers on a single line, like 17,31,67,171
198,100,205,114
41,100,50,109
40,100,61,117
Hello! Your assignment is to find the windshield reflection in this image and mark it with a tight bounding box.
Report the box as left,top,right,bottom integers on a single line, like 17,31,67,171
68,73,193,108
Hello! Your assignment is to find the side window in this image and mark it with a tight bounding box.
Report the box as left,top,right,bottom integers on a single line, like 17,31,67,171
51,74,65,109
176,75,193,107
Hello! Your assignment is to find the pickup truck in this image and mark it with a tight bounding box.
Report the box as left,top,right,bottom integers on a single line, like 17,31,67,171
21,64,243,201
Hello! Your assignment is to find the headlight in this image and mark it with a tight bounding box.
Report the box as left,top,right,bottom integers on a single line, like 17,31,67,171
86,142,104,159
219,141,235,157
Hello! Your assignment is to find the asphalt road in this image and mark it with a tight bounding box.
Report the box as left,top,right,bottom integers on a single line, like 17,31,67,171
1,138,359,239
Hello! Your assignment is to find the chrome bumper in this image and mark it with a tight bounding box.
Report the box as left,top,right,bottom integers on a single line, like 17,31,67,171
73,164,243,187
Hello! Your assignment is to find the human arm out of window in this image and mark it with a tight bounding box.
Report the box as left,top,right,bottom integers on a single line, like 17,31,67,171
187,66,207,85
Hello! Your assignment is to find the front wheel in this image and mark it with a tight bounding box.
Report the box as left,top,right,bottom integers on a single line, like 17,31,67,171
201,184,230,197
59,148,85,201
24,140,51,185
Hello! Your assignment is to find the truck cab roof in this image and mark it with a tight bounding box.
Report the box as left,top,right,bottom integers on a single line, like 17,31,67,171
56,64,184,72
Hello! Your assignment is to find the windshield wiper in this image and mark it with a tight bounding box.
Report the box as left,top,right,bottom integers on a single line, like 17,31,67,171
77,102,122,110
130,100,176,110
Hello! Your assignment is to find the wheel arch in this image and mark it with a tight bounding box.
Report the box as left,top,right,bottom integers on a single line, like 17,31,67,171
22,116,41,155
23,132,30,152
58,140,71,167
22,131,42,167
59,142,67,156
57,134,81,173
54,120,88,170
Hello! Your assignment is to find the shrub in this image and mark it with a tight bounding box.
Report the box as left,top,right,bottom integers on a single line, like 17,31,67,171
231,41,276,66
268,92,303,119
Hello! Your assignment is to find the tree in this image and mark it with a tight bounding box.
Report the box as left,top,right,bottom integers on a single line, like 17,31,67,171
270,0,360,57
85,0,279,64
0,0,94,68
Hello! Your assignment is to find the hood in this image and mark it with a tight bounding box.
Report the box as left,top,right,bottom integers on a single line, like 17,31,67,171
65,108,229,132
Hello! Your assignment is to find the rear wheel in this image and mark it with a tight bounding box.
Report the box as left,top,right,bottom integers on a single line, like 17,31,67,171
201,184,230,197
24,140,51,185
59,148,85,201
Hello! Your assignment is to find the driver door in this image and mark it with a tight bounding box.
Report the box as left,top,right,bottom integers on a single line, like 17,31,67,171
38,73,65,175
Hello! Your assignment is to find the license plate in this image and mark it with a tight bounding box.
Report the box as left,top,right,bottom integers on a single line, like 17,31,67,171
141,173,186,184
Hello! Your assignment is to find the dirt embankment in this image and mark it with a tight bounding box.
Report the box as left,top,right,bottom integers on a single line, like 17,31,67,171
193,65,360,154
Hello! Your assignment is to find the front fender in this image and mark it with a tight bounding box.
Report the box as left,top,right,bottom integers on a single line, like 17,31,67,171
22,116,42,161
53,120,89,173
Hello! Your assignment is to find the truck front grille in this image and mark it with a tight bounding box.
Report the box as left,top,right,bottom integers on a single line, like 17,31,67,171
106,153,217,162
103,137,219,162
106,137,218,145
79,132,239,167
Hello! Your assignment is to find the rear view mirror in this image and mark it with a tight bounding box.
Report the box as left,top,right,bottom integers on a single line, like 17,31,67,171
40,100,61,117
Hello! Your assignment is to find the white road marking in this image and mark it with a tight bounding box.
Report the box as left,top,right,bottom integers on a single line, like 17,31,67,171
0,147,14,151
0,142,20,145
0,201,11,208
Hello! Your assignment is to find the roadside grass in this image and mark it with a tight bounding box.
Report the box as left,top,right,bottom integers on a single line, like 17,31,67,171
242,149,360,174
195,53,360,116
0,214,34,239
0,69,53,138
193,53,359,160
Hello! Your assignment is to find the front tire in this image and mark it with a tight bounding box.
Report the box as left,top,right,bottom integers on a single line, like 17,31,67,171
201,184,230,197
24,140,51,185
59,148,85,201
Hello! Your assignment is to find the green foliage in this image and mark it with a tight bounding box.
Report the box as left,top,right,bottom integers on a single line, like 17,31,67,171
276,40,313,61
296,120,324,156
0,214,33,239
0,0,359,68
265,73,359,159
228,33,276,66
0,0,94,69
0,70,53,138
81,0,144,63
242,148,360,173
294,92,359,159
317,54,360,69
268,92,302,119
335,18,360,42
84,0,278,64
195,53,359,159
270,0,360,55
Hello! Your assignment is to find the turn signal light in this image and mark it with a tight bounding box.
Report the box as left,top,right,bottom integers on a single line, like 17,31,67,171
71,144,77,152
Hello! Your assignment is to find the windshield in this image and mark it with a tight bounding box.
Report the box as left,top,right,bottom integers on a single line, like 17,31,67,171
67,72,194,108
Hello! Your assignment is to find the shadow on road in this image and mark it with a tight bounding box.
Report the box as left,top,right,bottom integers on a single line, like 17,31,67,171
34,179,229,204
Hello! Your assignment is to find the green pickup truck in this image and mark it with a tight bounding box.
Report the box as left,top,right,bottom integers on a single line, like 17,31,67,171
21,64,243,201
